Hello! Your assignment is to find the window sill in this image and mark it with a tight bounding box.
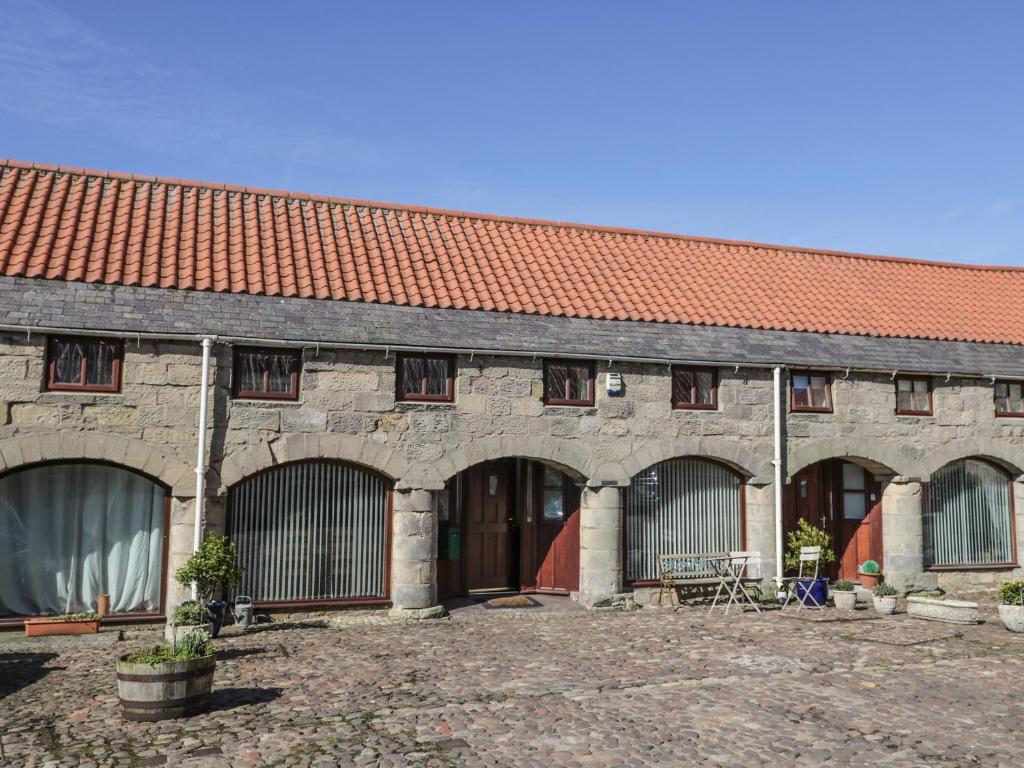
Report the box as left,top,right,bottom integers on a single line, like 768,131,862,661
926,563,1018,572
896,411,933,417
996,412,1024,419
791,408,834,415
672,404,719,412
395,401,456,412
231,396,301,405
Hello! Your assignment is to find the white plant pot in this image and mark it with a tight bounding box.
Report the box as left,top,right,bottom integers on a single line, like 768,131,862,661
833,591,857,611
873,595,897,615
998,604,1024,633
164,622,214,644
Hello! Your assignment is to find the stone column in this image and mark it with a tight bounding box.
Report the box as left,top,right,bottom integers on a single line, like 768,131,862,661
882,476,936,592
1013,481,1024,579
390,488,443,619
744,481,776,586
165,496,197,609
579,485,623,607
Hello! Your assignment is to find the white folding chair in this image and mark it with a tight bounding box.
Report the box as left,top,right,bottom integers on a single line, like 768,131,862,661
779,546,824,610
708,551,763,614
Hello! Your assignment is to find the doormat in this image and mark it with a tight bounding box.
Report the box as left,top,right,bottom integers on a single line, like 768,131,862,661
483,595,540,609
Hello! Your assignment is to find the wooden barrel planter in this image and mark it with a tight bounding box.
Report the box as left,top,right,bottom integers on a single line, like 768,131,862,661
116,655,216,721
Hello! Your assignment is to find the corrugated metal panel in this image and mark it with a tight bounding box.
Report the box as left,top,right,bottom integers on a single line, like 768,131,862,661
229,462,389,601
626,459,741,582
924,459,1013,567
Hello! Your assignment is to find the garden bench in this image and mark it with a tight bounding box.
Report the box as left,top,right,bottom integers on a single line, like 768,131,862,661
658,551,763,614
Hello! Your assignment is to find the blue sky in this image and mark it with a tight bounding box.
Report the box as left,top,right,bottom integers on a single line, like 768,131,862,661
1,1,1022,265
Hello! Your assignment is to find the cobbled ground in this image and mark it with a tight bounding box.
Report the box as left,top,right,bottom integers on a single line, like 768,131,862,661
2,603,1024,767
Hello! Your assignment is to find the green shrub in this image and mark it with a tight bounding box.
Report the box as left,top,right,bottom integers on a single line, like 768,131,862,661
873,583,898,597
999,579,1024,606
860,560,880,575
174,533,243,603
124,630,213,665
833,580,856,592
172,601,212,626
46,612,100,622
784,519,835,573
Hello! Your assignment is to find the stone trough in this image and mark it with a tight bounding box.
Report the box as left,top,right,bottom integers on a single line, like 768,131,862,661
906,596,979,625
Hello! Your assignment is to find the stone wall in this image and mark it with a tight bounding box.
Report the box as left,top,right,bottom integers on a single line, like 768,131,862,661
1,333,1023,611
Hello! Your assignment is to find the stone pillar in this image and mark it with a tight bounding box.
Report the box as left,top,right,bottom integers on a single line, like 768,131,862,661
1013,481,1024,580
165,496,197,609
390,488,443,619
744,481,776,585
882,477,936,592
579,485,623,607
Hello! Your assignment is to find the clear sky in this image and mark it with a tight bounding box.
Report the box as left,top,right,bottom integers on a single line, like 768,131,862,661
1,1,1022,266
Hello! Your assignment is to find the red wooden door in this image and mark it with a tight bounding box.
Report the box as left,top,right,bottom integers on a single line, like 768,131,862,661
834,461,883,581
464,461,513,590
522,463,580,593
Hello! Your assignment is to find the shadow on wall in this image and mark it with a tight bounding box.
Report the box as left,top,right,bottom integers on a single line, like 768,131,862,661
0,651,61,700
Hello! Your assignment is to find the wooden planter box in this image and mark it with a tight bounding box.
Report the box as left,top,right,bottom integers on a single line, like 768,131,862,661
24,618,101,637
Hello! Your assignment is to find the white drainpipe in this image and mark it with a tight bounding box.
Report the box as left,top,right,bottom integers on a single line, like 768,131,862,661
772,365,784,582
191,336,215,600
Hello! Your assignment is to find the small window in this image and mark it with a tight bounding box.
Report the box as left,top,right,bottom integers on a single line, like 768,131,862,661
995,380,1024,417
896,376,932,415
396,354,454,402
543,360,595,406
672,366,718,410
46,337,123,392
542,464,565,521
791,371,832,413
233,347,301,400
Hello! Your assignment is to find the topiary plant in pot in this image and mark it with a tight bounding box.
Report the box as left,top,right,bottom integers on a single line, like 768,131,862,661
872,582,898,615
174,533,242,638
832,580,857,611
858,559,881,589
784,519,836,607
997,579,1024,633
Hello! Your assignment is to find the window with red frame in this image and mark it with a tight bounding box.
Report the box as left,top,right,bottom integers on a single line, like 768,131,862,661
396,354,455,402
672,366,718,409
543,360,594,406
895,376,932,415
791,371,832,412
46,337,123,392
233,347,301,400
995,380,1024,416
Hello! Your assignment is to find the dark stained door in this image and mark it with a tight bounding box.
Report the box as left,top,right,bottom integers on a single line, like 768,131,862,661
464,460,513,590
521,463,580,593
834,461,884,581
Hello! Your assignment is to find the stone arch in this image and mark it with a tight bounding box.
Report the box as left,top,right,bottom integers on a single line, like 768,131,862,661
608,437,772,487
918,438,1024,480
786,438,912,479
219,433,409,490
0,431,192,495
420,435,591,488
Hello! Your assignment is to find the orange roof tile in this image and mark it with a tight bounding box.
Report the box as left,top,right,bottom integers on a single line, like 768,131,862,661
1,158,1022,345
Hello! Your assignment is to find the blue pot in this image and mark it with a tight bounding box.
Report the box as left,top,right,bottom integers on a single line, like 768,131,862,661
794,577,829,607
206,600,227,637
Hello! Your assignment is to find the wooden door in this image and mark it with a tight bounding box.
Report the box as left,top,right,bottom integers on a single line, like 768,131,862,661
522,463,580,593
834,461,883,581
464,461,513,590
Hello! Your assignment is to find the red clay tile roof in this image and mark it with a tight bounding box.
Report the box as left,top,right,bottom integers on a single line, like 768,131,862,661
1,157,1022,345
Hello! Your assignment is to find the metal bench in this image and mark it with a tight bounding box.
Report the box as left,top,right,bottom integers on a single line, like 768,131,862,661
658,551,763,614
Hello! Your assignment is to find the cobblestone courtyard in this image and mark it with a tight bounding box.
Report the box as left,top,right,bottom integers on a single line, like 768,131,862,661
3,603,1024,767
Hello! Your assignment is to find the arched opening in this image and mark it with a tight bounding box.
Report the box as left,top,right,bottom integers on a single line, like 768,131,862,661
0,461,168,619
924,458,1016,569
228,460,392,607
437,458,582,599
784,458,890,581
625,457,744,584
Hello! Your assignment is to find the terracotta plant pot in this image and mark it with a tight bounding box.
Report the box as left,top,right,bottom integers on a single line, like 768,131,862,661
858,572,880,589
97,594,110,617
24,618,101,637
117,654,215,721
873,595,898,615
833,590,857,611
998,604,1024,633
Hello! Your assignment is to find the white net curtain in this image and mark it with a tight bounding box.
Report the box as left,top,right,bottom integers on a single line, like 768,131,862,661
0,463,166,617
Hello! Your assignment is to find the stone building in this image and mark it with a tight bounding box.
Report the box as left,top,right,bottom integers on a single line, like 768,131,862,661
0,158,1022,623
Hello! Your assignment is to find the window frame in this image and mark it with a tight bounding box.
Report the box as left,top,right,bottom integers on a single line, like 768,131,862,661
789,370,833,413
542,359,595,407
671,366,719,410
395,353,456,403
895,375,933,416
994,379,1024,418
45,336,124,393
232,346,302,401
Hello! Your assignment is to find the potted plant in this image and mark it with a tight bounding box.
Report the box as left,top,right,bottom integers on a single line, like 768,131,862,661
24,612,101,637
116,629,215,721
997,579,1024,633
165,600,214,644
872,583,898,615
784,519,836,607
832,580,857,611
174,533,242,638
858,560,881,588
